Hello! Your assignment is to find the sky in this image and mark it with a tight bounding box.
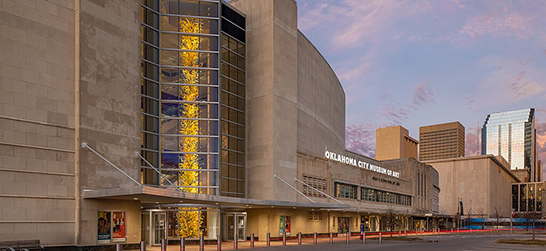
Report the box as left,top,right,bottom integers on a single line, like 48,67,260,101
295,0,546,177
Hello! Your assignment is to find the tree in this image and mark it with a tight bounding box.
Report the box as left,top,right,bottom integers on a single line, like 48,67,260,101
384,205,397,231
491,207,504,230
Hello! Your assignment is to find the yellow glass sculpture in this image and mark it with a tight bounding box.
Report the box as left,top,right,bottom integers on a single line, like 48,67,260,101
177,17,204,238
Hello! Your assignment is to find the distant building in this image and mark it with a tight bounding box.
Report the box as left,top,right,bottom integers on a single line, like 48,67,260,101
425,155,519,219
512,182,544,216
419,122,465,161
376,126,419,161
481,108,536,181
538,160,543,182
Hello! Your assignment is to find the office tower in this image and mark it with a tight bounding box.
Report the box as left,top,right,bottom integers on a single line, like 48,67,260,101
482,108,536,181
419,122,465,161
375,125,419,160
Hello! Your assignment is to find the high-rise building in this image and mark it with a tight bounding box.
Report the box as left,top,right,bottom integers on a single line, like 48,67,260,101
375,125,418,161
538,160,543,182
481,108,536,181
419,122,465,161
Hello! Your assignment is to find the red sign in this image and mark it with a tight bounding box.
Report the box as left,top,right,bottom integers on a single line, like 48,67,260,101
112,212,126,241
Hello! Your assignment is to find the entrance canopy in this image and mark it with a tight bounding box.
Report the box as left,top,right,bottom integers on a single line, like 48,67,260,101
83,185,350,209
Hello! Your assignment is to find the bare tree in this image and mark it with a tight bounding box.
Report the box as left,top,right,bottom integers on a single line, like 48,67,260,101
491,207,504,230
384,205,396,232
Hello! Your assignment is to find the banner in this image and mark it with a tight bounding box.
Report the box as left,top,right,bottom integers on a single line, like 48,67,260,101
279,216,291,235
97,211,111,242
112,212,126,242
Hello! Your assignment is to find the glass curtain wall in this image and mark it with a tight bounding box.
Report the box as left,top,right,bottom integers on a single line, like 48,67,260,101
219,3,246,198
141,0,221,239
482,109,535,173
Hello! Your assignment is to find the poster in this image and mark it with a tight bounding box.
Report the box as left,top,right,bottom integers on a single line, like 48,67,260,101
112,212,126,242
279,216,291,235
97,211,111,242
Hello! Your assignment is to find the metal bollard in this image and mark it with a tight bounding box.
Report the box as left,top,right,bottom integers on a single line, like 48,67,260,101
329,232,333,244
379,232,382,244
251,233,255,248
283,231,287,246
234,234,238,250
405,229,407,239
363,232,366,244
346,232,349,244
217,235,221,251
267,233,271,247
180,238,185,251
161,239,167,251
200,234,204,251
116,243,122,251
314,232,317,244
140,241,146,251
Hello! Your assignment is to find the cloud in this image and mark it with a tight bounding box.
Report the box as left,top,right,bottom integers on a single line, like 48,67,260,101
412,82,435,107
464,55,546,111
465,127,481,156
457,12,528,39
380,82,436,124
345,123,376,157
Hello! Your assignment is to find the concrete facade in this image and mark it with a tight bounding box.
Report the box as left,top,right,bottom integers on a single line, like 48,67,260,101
425,155,518,218
419,121,465,161
0,0,142,246
376,126,418,161
230,0,299,202
1,0,77,245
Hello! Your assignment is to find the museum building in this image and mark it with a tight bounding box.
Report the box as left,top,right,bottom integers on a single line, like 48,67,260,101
0,0,441,248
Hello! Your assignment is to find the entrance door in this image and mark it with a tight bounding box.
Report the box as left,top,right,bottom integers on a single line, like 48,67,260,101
235,215,246,241
338,217,350,234
141,212,150,245
224,213,246,241
152,212,167,245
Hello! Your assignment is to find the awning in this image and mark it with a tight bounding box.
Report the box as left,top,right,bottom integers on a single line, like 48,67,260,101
82,185,350,209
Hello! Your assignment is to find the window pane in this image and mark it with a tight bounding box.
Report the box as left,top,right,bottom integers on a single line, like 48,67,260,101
162,102,218,119
162,85,218,102
161,33,218,51
142,96,160,116
162,136,218,153
161,152,218,170
200,1,218,17
161,67,218,85
141,114,159,133
161,118,218,135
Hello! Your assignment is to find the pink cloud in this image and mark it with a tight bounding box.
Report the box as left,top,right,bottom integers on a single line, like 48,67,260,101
465,126,481,156
456,12,530,43
412,82,435,106
345,123,376,157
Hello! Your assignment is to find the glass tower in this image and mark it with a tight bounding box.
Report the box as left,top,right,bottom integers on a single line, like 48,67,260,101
140,0,246,197
481,108,535,177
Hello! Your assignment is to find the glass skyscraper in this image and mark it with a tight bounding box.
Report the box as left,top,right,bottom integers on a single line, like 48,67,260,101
481,108,536,180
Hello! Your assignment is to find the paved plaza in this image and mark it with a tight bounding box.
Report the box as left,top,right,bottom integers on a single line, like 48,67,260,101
142,231,546,251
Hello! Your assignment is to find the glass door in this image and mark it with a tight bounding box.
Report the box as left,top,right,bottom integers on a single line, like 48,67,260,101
337,217,350,234
141,212,150,245
153,212,167,245
224,213,246,241
236,215,246,241
226,215,235,240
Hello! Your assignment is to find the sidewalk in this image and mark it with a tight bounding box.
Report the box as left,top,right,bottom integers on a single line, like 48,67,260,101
135,229,510,251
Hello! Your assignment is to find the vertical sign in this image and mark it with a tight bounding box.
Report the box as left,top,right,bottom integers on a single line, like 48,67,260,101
97,211,112,243
112,212,127,242
279,216,291,235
